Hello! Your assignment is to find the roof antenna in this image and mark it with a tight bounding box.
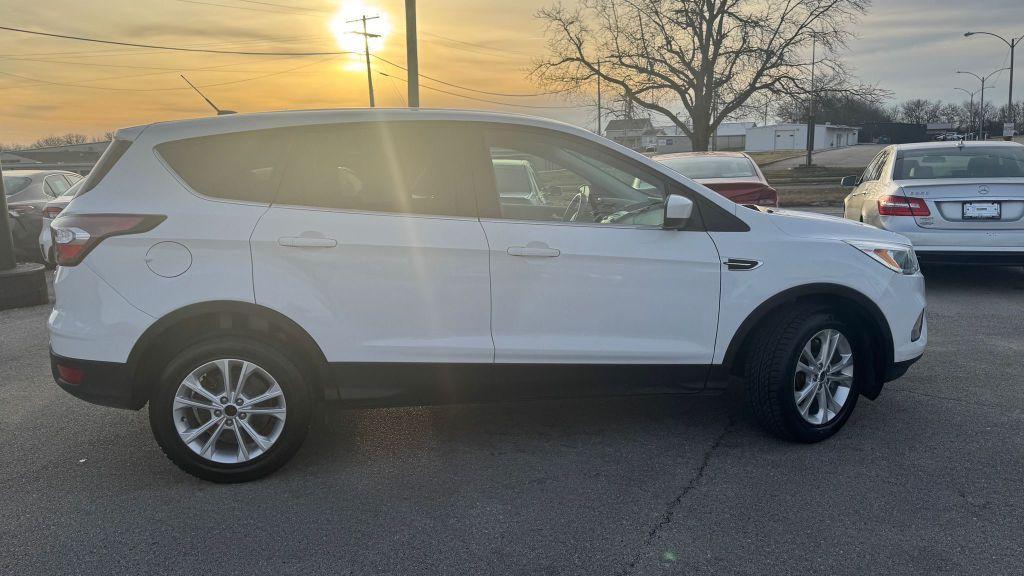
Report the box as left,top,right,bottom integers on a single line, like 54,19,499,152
180,75,236,115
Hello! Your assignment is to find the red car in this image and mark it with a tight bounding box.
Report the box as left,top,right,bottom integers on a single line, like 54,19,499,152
650,151,779,208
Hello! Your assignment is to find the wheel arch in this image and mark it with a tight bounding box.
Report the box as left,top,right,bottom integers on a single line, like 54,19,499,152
125,300,329,408
722,283,893,399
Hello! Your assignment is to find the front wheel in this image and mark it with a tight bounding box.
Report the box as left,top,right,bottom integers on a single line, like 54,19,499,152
149,337,312,482
745,307,864,442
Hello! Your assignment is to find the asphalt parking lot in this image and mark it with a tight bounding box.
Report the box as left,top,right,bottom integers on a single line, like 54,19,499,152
2,265,1023,575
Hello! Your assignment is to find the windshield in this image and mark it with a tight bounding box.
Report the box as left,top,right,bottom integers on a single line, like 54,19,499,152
493,163,533,195
894,146,1024,179
659,156,756,179
3,176,31,195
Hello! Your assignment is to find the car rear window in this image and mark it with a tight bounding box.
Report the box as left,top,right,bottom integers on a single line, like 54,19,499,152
156,130,288,204
494,163,533,195
894,146,1024,179
79,139,132,195
3,176,31,195
658,156,756,179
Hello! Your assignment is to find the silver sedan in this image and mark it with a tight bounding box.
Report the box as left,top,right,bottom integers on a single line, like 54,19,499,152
841,141,1024,265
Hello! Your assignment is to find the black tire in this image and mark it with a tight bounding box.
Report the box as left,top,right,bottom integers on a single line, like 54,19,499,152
149,336,312,482
745,306,865,443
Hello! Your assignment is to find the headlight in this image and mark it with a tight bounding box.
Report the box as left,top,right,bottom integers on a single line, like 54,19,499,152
846,240,919,275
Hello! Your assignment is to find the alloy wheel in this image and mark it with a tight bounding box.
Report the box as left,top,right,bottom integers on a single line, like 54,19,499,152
793,329,854,425
172,359,287,464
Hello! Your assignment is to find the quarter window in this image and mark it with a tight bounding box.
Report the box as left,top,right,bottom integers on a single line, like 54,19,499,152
44,175,70,197
156,129,288,204
484,129,666,226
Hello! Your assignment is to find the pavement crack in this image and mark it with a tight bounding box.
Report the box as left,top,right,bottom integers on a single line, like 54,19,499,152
617,416,737,576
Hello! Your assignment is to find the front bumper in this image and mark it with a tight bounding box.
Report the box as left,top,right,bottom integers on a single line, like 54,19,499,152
50,349,140,410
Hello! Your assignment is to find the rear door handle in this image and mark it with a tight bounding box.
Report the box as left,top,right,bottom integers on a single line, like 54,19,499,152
278,236,337,248
507,246,560,257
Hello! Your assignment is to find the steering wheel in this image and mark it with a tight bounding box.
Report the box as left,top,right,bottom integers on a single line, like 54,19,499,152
562,192,583,222
562,186,589,222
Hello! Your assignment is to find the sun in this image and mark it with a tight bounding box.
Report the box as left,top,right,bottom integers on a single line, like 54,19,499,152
329,1,391,56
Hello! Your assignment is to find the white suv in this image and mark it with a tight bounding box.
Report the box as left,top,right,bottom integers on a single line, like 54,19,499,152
49,110,927,482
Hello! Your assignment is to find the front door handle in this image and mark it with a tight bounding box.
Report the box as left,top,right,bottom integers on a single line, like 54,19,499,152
507,245,560,257
278,236,337,248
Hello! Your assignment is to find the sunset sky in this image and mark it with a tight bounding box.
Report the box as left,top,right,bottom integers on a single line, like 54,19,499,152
1,0,1021,144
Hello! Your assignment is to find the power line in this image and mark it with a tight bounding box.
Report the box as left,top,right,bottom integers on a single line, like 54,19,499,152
0,56,335,92
173,0,312,15
372,54,568,98
0,25,351,56
377,70,581,109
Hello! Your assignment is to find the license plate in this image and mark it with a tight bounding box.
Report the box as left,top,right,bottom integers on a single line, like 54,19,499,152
963,201,1001,220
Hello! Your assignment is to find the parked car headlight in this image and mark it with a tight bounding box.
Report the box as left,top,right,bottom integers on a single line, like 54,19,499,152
845,240,920,275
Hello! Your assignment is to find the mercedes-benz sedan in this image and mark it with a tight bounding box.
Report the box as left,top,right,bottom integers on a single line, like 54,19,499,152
841,141,1024,265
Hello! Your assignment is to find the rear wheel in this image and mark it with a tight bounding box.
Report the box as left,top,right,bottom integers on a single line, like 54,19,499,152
746,307,863,442
149,337,311,482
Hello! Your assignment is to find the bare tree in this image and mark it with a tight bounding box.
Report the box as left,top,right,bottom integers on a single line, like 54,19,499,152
533,0,879,150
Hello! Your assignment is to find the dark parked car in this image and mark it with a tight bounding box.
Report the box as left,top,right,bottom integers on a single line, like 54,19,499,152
4,170,83,262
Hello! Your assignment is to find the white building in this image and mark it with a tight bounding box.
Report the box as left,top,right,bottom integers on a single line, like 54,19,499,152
744,123,859,152
655,121,756,153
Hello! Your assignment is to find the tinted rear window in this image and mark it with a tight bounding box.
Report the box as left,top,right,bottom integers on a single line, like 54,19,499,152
3,176,31,195
156,130,287,204
494,163,533,195
659,156,756,179
894,146,1024,179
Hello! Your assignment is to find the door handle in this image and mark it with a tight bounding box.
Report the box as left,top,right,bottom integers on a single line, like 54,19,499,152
278,236,337,248
507,245,560,257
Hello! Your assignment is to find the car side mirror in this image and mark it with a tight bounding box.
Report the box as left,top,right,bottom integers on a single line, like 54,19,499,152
840,176,859,187
664,194,694,229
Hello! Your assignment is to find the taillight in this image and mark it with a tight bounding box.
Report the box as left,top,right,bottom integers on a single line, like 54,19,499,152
877,195,930,217
42,205,64,219
51,213,165,266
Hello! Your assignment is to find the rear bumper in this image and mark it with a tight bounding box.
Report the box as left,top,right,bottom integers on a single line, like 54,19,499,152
50,349,141,410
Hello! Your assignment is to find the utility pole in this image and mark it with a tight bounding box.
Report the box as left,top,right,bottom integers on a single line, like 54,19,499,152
348,14,381,108
596,60,602,136
805,36,817,167
965,32,1022,139
405,0,419,108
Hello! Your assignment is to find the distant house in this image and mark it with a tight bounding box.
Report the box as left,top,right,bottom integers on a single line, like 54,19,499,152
0,141,109,175
604,119,663,151
652,121,755,153
744,123,859,152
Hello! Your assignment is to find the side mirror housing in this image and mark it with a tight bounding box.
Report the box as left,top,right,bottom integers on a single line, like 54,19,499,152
664,194,694,229
840,176,859,187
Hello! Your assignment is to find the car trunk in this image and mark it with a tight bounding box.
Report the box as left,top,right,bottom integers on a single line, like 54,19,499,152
898,179,1024,230
699,180,778,206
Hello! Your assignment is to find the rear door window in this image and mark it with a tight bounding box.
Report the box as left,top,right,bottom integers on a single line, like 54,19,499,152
156,129,288,204
274,122,473,217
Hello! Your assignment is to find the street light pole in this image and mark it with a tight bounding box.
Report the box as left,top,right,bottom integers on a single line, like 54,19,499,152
957,67,1010,140
965,31,1023,139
